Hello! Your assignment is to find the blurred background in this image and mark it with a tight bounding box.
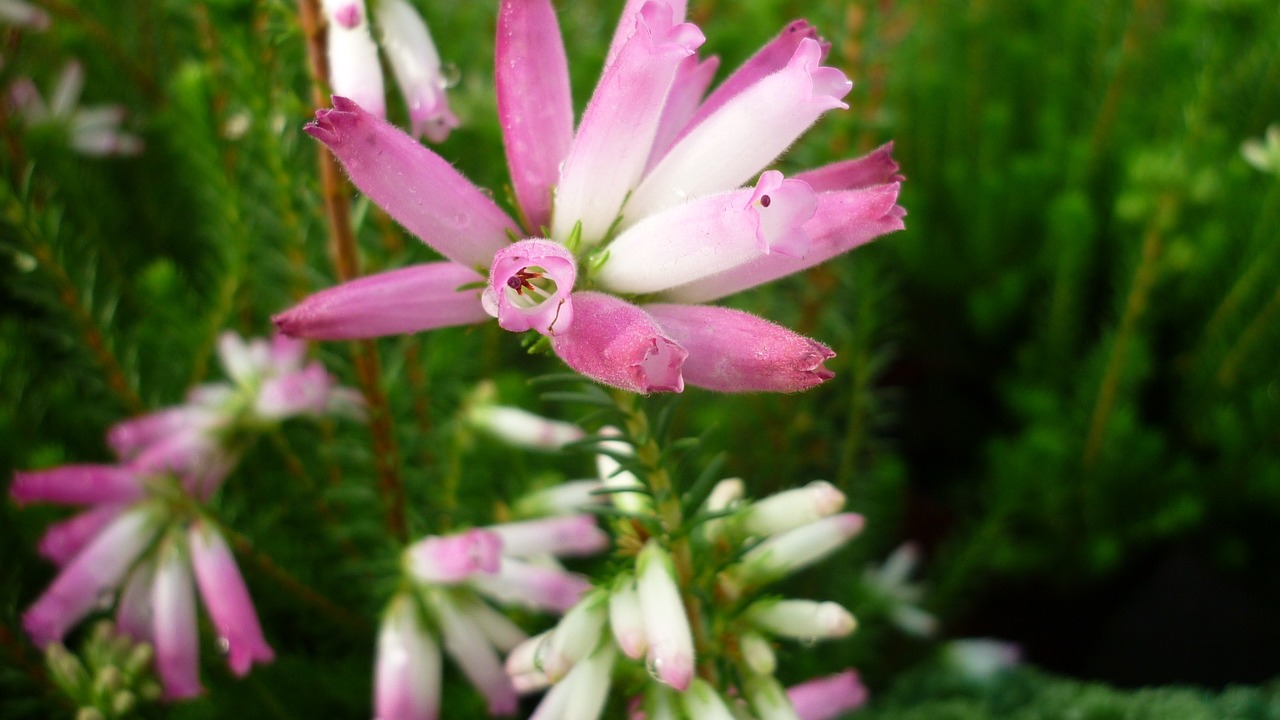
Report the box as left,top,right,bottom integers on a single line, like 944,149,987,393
2,0,1279,717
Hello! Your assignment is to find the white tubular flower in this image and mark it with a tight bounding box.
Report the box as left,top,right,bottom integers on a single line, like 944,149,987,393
636,541,694,691
375,593,442,720
746,673,803,720
504,630,551,693
943,638,1022,681
595,427,652,514
681,678,739,720
739,480,845,537
539,592,607,681
1242,123,1280,175
0,0,49,29
469,404,586,451
375,0,458,142
529,643,617,720
863,543,939,638
323,0,386,117
734,513,865,587
512,480,606,517
607,573,648,659
738,630,776,676
450,593,527,654
427,591,518,716
746,599,857,641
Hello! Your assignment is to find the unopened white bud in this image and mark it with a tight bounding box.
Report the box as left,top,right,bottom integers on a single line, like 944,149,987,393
740,480,845,537
747,599,857,641
735,513,865,587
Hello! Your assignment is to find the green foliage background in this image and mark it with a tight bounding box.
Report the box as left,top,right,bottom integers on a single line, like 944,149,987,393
1,0,1278,717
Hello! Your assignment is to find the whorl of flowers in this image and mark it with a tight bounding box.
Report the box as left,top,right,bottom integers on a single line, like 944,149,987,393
11,333,359,699
275,0,905,396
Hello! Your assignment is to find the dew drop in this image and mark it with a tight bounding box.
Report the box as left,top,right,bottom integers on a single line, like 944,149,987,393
216,637,231,656
799,636,819,648
440,63,462,88
645,655,664,681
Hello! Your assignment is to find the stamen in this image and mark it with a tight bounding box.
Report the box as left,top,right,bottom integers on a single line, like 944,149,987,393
760,195,772,208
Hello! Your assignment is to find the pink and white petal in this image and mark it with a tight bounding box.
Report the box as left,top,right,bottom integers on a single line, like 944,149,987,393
116,561,155,643
188,523,275,677
324,0,386,118
794,142,903,192
786,670,869,720
108,407,204,461
376,0,458,143
660,183,905,303
405,529,503,584
0,0,50,30
49,61,83,119
646,54,720,171
496,0,574,231
645,304,834,393
37,504,125,567
551,3,704,246
467,557,591,614
551,293,686,394
22,507,158,647
273,262,488,340
482,239,577,336
8,78,47,122
268,334,308,374
636,542,694,691
625,38,851,221
452,594,528,653
677,20,826,144
10,465,146,507
256,363,337,420
596,172,816,294
305,98,519,268
376,594,442,720
608,573,648,659
605,0,687,67
152,539,203,700
428,592,518,716
483,515,609,559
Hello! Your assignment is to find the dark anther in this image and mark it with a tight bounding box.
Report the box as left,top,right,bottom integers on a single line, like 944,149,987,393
506,267,543,295
760,195,772,208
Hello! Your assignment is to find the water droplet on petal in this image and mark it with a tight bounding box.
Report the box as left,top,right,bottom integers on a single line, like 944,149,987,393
645,655,663,681
216,637,231,656
440,63,462,88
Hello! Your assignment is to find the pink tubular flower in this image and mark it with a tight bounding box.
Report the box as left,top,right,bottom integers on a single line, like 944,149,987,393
22,506,159,648
786,670,869,720
188,522,275,676
152,538,203,700
275,0,904,395
376,594,442,720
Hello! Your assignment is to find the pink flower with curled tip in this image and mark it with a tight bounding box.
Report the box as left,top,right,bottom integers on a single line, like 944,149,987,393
375,593,442,720
786,670,869,720
275,0,904,395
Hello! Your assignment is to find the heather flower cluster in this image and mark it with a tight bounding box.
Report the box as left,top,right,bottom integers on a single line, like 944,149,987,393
13,333,359,698
275,0,904,395
7,61,143,157
505,469,869,720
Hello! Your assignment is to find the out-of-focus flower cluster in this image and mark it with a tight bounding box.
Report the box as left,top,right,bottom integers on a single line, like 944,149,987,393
7,61,143,157
12,333,360,699
505,437,868,720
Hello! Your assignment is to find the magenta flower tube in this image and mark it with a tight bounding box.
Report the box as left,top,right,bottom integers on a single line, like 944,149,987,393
551,292,687,394
645,304,835,393
188,523,275,677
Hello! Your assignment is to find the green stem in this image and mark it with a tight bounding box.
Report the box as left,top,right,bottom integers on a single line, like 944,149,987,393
1082,191,1178,468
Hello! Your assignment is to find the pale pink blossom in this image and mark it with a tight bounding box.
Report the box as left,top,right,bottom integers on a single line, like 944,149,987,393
786,670,869,720
7,62,143,156
276,0,904,395
0,0,49,29
636,541,694,691
151,537,203,700
22,506,160,648
375,593,442,720
188,522,275,676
